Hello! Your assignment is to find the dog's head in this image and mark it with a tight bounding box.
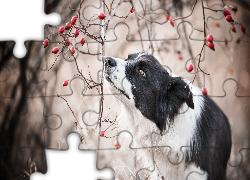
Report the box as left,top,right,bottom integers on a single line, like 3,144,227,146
104,52,194,133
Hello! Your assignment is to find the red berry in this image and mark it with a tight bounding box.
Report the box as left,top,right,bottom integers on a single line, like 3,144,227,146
223,9,231,17
208,41,215,51
63,80,68,87
130,7,135,13
80,37,85,45
226,15,234,22
187,64,194,72
101,131,105,137
202,87,207,96
74,29,79,37
206,34,213,42
165,14,169,20
241,24,246,34
178,54,183,60
98,13,105,20
168,17,173,21
65,22,71,30
114,141,119,148
43,39,49,48
71,16,77,25
214,22,220,28
52,47,59,54
231,26,236,33
170,20,174,27
66,38,70,46
58,26,65,34
70,46,75,55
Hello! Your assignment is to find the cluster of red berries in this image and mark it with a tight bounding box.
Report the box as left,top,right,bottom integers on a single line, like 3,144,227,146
223,9,246,34
42,15,87,57
165,14,174,27
206,33,215,51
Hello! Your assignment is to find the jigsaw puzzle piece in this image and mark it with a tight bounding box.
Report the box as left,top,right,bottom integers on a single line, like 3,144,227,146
227,148,250,180
0,0,60,59
31,133,113,180
0,146,42,180
209,79,250,171
0,95,63,178
42,77,107,150
0,57,63,179
97,131,155,180
0,41,52,99
17,147,47,178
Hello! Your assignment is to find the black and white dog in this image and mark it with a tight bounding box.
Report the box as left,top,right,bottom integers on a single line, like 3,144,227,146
104,52,231,180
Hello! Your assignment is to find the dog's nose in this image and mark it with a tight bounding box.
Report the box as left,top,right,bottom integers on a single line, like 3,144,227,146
105,57,116,67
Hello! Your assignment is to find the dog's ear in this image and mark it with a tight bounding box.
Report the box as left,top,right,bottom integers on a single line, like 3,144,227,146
155,77,194,134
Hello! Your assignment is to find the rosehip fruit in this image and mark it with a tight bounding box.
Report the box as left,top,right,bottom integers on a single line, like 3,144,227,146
231,26,236,33
71,16,77,25
70,46,75,55
226,15,234,22
114,141,119,148
58,26,65,34
206,34,213,42
43,39,49,48
65,22,71,30
241,24,246,34
98,13,105,20
187,64,194,72
215,22,220,28
202,87,207,96
52,47,59,54
170,20,174,27
178,54,183,60
74,29,79,37
208,41,215,51
66,38,70,46
80,37,85,45
63,80,68,87
130,7,135,13
223,9,231,17
101,131,105,137
165,14,169,20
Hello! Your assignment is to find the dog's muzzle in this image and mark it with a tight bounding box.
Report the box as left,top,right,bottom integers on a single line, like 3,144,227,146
105,57,116,75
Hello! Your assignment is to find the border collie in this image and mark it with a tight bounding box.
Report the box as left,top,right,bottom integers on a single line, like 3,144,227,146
104,52,231,180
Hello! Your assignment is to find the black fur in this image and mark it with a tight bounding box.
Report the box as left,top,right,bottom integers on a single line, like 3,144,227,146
186,96,231,180
125,53,194,133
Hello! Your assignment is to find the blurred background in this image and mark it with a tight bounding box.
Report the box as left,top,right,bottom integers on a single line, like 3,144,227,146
0,0,250,179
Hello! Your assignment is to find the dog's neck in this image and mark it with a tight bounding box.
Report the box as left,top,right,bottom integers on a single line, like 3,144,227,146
117,87,204,151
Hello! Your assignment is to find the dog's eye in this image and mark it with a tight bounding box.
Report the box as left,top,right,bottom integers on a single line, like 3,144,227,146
139,70,146,76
